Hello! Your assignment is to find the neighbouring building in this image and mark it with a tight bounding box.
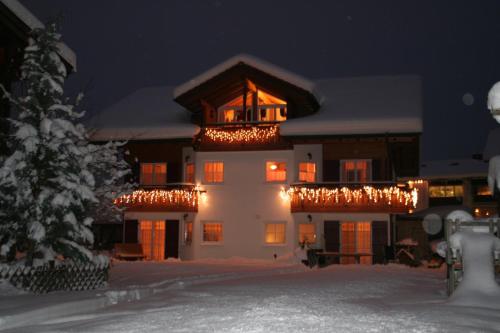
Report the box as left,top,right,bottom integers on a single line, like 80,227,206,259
88,54,422,263
0,0,76,154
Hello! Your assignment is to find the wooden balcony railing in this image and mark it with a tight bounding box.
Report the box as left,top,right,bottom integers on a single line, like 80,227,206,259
195,123,290,151
283,182,418,213
114,184,205,212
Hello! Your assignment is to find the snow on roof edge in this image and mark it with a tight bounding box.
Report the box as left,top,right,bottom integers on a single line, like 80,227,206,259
0,0,77,70
173,54,316,98
88,126,200,142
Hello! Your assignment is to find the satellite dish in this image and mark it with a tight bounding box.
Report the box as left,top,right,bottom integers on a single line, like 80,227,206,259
422,213,442,235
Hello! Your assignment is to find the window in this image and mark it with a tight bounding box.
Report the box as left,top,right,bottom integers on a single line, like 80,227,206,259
139,220,165,261
340,222,372,265
265,223,286,244
266,161,287,182
299,224,316,245
184,222,193,245
299,162,316,182
185,163,195,183
204,162,224,183
203,223,223,243
340,160,371,183
471,179,493,202
141,163,167,185
429,185,464,198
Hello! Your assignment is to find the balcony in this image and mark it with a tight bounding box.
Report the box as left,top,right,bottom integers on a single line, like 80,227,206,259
283,182,418,213
195,123,290,151
114,184,205,212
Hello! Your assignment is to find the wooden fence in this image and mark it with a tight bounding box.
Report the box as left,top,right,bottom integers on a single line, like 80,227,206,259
0,260,109,294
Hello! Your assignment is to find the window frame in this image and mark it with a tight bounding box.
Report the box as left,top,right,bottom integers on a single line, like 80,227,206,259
339,159,372,183
184,221,193,245
298,223,317,245
298,162,316,183
265,160,287,183
201,221,224,245
185,162,195,183
140,162,167,186
264,222,287,246
203,161,224,184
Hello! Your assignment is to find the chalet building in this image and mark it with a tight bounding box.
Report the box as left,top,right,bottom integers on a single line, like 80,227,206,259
0,0,76,154
89,54,422,263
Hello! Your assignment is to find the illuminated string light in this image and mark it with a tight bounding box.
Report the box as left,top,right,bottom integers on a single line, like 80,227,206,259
114,188,206,209
281,185,418,211
203,125,279,144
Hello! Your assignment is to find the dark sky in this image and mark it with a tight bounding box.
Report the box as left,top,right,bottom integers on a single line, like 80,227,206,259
21,0,500,161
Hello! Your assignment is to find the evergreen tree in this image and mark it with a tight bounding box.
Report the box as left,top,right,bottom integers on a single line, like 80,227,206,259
0,23,131,266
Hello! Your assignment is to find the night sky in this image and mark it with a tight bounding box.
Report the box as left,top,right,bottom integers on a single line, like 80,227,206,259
20,0,500,161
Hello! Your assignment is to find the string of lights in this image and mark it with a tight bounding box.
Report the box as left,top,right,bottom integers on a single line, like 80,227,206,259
114,188,207,208
203,125,279,144
281,185,418,210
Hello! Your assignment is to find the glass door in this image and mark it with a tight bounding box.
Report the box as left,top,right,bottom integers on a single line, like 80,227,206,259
139,220,165,260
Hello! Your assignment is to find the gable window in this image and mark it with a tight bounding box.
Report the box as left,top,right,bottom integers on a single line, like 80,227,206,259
184,221,193,245
265,223,286,244
204,161,224,183
203,222,223,243
299,224,316,245
299,162,316,182
340,160,371,183
266,161,287,182
185,163,195,183
141,163,167,185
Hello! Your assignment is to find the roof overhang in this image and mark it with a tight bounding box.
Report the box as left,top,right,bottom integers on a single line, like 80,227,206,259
0,0,77,71
173,55,320,118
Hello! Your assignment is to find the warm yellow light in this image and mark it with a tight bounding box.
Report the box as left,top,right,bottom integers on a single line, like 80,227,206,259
269,163,278,170
114,188,206,208
204,125,279,144
474,208,480,214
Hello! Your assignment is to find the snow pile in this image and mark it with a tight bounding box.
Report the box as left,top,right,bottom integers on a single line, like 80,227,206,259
0,279,27,296
488,155,500,193
487,81,500,123
448,231,500,309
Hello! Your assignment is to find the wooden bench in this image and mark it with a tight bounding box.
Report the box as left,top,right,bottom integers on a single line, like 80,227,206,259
114,243,145,261
310,251,373,267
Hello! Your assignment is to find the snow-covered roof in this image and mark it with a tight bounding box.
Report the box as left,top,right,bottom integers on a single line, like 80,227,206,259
173,54,316,98
483,127,500,160
280,76,423,136
0,0,77,70
86,86,199,141
420,159,489,179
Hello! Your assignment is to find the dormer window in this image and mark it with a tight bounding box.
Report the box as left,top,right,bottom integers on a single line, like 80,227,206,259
216,90,286,124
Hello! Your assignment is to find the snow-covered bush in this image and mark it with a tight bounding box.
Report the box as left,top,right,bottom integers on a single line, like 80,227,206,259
0,24,131,266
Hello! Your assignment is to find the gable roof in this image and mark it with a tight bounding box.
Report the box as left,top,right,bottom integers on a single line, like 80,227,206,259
0,0,77,70
173,54,315,99
86,86,199,141
280,76,423,136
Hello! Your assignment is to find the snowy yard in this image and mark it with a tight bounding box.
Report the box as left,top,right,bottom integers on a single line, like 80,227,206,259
2,261,500,333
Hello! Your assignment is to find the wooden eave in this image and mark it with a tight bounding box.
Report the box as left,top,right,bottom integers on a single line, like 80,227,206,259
174,62,320,119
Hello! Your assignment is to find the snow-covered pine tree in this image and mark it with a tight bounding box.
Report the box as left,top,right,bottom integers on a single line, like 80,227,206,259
0,23,131,266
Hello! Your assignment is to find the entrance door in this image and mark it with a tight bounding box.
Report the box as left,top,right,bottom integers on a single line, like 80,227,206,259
139,220,165,261
340,221,372,265
165,220,179,259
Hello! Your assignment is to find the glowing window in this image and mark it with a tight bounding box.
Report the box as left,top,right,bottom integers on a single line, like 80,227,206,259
340,222,372,265
299,162,316,182
299,224,316,244
429,185,463,198
185,163,195,183
266,161,287,182
203,223,223,243
204,162,224,183
141,163,167,185
184,221,193,245
265,223,286,244
340,160,371,183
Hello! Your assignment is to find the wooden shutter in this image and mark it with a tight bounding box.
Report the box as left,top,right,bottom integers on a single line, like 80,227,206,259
323,160,340,182
324,221,340,264
371,159,382,181
165,220,180,258
167,162,182,183
371,221,388,264
124,220,138,243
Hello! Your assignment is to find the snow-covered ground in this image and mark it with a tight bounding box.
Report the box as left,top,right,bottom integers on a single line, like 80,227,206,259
2,260,500,333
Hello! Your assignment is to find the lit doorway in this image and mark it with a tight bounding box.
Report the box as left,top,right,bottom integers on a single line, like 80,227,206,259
340,222,372,265
139,220,165,261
